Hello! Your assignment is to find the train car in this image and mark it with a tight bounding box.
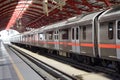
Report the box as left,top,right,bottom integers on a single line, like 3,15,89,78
56,11,103,60
10,34,21,44
98,6,120,69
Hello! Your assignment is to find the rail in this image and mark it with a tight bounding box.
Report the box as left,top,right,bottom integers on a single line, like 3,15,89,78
8,45,77,80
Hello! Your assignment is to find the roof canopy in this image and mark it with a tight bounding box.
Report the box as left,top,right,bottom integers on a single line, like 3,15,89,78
0,0,120,32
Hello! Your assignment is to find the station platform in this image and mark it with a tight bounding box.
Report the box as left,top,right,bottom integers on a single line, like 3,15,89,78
11,44,114,80
0,41,43,80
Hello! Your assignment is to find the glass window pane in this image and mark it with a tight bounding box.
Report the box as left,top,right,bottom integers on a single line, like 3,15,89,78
108,22,113,39
117,21,120,39
76,28,79,40
72,28,74,40
62,29,69,40
83,27,86,40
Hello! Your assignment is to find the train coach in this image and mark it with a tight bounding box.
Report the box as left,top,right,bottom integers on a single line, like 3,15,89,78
10,5,120,72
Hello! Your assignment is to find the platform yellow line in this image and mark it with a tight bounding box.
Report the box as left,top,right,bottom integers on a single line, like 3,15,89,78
8,55,24,80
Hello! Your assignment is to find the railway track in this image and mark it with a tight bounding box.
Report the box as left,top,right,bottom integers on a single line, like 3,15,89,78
8,45,77,80
44,53,120,79
39,51,120,79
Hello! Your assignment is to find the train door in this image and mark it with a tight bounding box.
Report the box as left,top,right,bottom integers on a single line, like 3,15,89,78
80,25,94,57
71,27,80,54
47,31,54,49
54,30,59,50
98,21,116,59
43,32,47,48
116,20,120,59
34,33,38,45
38,33,44,47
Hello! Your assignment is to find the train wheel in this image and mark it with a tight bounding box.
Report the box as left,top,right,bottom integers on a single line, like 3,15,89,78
87,57,93,65
115,62,120,73
76,55,82,62
101,60,107,67
93,58,101,66
101,60,111,67
89,58,95,66
83,57,91,65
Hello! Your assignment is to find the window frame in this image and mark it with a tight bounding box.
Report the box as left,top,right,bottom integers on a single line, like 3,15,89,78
60,28,69,40
117,21,120,39
76,27,79,40
108,22,114,39
38,33,44,40
83,26,86,40
72,28,74,40
47,31,53,40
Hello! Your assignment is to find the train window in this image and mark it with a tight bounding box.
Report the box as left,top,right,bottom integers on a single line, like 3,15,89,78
54,35,56,40
56,31,59,40
57,31,58,34
61,29,69,40
25,36,26,42
27,35,29,42
117,21,120,39
76,28,79,40
48,31,53,40
45,33,47,40
72,28,74,40
49,34,53,40
54,31,56,40
108,22,113,39
31,35,34,42
83,26,86,40
57,35,59,40
39,33,44,40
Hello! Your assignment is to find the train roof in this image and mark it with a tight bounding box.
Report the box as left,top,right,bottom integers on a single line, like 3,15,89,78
39,11,102,30
65,11,102,27
66,15,83,23
65,15,83,27
42,20,67,31
32,26,46,33
78,11,102,25
99,5,120,22
22,30,34,35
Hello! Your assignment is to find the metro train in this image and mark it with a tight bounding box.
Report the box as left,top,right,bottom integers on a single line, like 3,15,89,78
10,5,120,72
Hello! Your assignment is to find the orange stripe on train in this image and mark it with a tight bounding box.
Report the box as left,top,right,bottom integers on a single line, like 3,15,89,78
67,42,77,46
116,45,120,48
23,41,120,49
99,44,116,48
99,44,120,49
80,43,94,47
45,41,94,47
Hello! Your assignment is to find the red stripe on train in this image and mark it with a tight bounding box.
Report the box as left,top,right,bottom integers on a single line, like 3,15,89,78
81,43,94,47
44,41,94,47
99,44,120,49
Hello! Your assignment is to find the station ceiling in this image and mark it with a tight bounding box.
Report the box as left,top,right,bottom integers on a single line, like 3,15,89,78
0,0,120,32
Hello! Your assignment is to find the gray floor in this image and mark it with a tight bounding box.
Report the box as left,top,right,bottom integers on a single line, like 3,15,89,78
0,41,43,80
0,41,18,80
